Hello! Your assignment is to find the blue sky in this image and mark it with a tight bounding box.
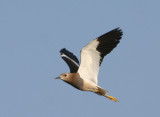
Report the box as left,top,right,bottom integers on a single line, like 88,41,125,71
0,0,160,117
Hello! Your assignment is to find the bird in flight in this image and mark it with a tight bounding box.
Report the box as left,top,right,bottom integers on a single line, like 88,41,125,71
56,28,123,102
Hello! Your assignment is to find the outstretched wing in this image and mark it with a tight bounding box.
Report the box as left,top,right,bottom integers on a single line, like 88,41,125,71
78,28,123,84
60,48,79,73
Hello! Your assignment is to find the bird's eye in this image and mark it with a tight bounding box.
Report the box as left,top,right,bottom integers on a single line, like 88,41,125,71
64,74,67,77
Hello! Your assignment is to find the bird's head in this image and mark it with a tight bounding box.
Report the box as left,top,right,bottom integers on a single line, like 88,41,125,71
55,73,70,82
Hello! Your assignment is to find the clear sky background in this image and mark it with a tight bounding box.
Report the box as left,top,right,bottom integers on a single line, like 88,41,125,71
0,0,160,117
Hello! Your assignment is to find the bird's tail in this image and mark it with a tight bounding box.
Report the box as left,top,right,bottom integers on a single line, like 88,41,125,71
96,87,119,102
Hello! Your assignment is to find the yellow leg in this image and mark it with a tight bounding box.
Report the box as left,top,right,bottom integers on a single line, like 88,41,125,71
105,94,119,102
96,87,119,102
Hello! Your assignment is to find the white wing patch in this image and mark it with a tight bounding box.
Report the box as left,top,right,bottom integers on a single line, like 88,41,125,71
78,40,101,84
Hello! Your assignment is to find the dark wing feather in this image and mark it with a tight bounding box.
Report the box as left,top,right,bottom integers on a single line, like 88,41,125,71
96,28,123,65
60,48,79,73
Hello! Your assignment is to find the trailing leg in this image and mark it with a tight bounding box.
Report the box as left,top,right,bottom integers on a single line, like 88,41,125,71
96,87,119,102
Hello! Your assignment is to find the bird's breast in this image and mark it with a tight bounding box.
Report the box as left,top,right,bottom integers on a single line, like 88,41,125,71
64,77,97,92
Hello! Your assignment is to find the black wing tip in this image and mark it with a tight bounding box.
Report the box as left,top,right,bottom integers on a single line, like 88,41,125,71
112,27,122,32
60,48,67,54
60,48,73,56
114,27,122,32
97,27,123,42
60,48,79,64
110,27,123,38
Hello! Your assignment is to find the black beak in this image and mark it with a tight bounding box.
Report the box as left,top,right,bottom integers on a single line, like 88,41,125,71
55,77,60,79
